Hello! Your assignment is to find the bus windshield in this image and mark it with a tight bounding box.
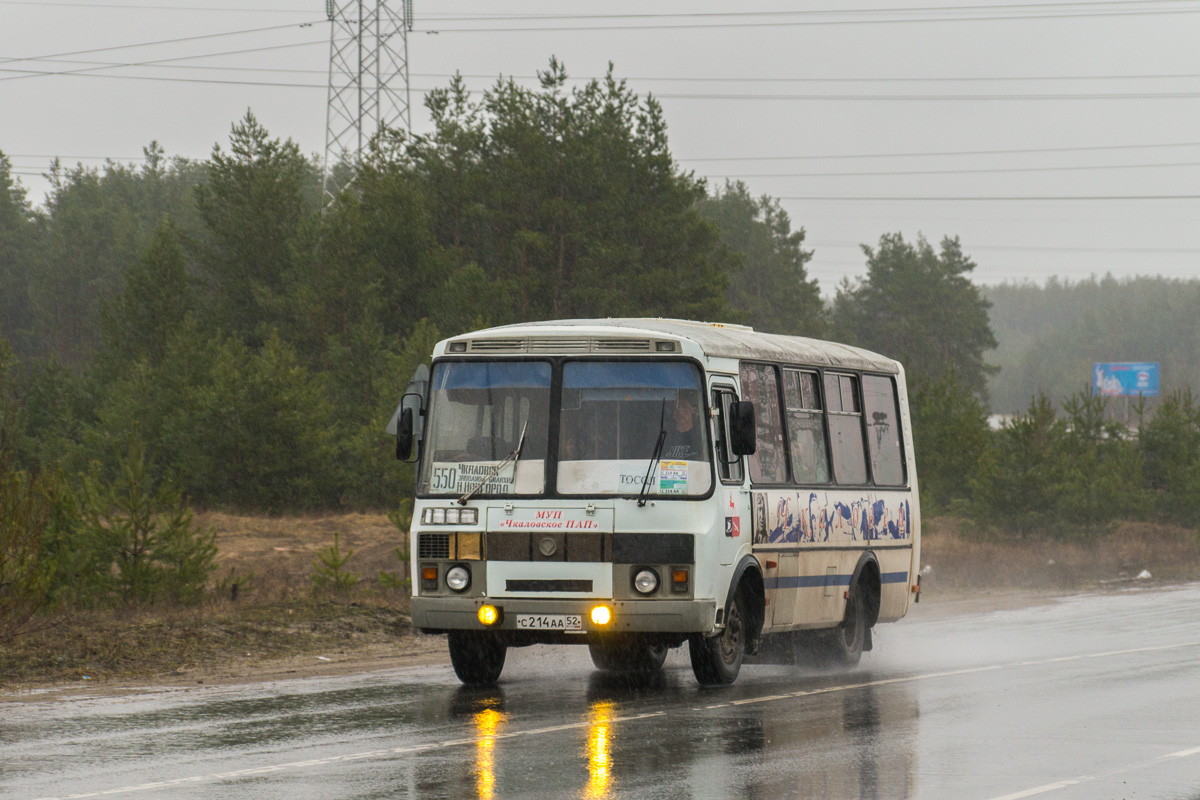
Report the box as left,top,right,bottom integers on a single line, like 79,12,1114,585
419,361,551,496
557,361,712,497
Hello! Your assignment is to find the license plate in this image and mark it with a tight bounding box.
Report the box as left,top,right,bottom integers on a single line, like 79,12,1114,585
515,614,583,632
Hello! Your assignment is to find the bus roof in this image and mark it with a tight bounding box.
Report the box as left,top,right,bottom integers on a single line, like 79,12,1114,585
440,318,901,374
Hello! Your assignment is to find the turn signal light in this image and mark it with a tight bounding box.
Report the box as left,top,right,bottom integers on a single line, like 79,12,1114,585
671,568,689,594
590,606,612,626
478,604,501,626
420,564,439,592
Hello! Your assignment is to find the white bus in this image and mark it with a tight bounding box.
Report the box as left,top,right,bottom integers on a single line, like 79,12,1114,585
393,319,920,685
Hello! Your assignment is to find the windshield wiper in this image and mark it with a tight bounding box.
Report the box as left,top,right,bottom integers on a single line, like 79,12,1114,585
637,400,668,508
457,420,529,506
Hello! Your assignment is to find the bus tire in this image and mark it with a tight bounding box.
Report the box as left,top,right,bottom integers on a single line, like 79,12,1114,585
588,636,669,674
824,582,867,668
448,630,507,685
689,588,746,685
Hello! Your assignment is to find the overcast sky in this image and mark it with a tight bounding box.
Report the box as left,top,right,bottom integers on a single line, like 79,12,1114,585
2,0,1199,294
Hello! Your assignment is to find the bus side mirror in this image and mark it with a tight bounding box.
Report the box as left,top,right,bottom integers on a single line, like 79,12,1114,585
389,390,425,463
729,401,757,456
397,407,414,460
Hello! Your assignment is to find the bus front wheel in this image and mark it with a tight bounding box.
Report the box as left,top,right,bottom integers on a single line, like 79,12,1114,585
689,589,746,685
448,630,507,685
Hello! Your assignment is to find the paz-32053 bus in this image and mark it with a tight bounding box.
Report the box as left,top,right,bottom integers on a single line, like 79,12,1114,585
391,319,920,685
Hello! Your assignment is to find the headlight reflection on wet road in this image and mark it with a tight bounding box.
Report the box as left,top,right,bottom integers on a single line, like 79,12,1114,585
472,701,507,799
585,700,616,799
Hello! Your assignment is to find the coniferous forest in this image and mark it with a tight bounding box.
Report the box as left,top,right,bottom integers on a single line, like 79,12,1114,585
2,64,1199,622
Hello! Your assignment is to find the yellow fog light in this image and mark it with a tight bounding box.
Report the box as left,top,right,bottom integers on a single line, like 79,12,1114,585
590,606,612,626
478,604,501,626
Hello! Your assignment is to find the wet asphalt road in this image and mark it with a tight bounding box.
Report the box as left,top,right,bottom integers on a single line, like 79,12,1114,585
4,584,1200,800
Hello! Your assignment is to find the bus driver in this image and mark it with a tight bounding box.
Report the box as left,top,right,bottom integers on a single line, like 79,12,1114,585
662,392,704,461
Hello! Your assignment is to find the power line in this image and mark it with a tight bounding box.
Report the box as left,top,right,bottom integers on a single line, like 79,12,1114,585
10,60,1200,101
12,153,1200,190
778,194,1200,201
8,56,331,76
808,240,1200,254
0,1,309,10
0,66,325,89
5,0,1197,18
5,154,146,160
423,0,1200,21
0,38,326,85
705,160,1200,179
680,141,1200,162
14,56,1200,85
417,6,1200,33
0,20,322,72
651,89,1200,101
499,71,1200,85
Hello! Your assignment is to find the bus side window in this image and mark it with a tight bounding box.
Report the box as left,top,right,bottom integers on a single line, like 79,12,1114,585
824,372,868,485
740,363,787,484
712,388,745,484
863,375,906,485
783,369,830,484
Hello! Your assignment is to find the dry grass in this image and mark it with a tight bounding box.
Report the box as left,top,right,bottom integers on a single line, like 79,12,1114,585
0,597,411,686
200,511,410,602
920,518,1200,596
3,511,1199,689
0,512,415,689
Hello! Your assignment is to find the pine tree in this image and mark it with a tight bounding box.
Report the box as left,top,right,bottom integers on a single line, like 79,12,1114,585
834,233,997,398
697,181,824,336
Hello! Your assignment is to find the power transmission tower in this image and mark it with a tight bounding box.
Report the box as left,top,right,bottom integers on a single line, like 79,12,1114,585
322,0,413,202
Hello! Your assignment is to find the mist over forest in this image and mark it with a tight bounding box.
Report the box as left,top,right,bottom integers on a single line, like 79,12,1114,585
985,276,1200,415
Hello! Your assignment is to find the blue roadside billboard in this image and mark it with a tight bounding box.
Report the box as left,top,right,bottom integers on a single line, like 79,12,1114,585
1093,362,1160,397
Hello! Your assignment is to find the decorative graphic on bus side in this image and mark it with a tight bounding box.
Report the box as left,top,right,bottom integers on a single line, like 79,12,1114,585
751,491,911,543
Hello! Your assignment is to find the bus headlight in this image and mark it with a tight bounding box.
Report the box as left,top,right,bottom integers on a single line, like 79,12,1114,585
446,565,471,592
590,606,612,626
633,569,659,595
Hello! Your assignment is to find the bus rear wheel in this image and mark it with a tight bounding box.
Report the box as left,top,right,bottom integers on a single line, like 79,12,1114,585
822,583,866,668
448,630,507,685
589,636,669,674
689,589,746,685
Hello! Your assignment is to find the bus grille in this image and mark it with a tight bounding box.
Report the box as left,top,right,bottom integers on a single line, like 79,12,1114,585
418,533,451,559
467,338,526,353
593,338,651,351
464,336,658,354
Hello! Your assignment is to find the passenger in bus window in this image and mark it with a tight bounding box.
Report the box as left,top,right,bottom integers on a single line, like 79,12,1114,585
663,393,704,461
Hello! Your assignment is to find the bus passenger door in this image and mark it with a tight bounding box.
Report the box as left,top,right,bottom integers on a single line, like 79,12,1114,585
710,383,747,567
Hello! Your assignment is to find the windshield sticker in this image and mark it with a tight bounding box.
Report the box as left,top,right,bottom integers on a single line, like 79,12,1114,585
659,461,688,495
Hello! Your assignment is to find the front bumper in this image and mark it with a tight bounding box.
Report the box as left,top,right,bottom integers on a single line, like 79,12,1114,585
412,596,717,636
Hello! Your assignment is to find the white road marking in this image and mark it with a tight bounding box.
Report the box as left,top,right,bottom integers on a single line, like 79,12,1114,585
984,777,1088,800
1159,744,1200,760
33,641,1200,800
982,742,1200,799
34,711,666,800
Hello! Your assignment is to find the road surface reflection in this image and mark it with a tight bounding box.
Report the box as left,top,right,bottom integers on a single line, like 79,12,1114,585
438,670,917,799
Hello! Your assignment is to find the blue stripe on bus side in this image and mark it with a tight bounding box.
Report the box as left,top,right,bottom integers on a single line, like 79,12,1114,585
764,571,908,590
